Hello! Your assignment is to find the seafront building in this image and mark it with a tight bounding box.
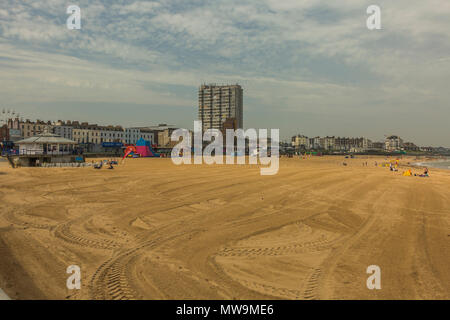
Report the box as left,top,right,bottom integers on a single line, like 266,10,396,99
125,128,141,145
0,125,9,142
72,123,125,145
6,117,163,153
3,114,444,155
11,119,53,138
291,135,309,149
291,133,427,153
53,120,73,140
129,124,177,147
198,84,243,132
385,135,404,151
403,142,420,151
292,135,372,153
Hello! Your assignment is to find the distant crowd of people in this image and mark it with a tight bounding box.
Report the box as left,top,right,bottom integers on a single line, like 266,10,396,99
339,157,430,178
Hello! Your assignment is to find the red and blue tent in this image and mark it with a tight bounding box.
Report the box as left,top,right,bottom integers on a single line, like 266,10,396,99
135,138,159,157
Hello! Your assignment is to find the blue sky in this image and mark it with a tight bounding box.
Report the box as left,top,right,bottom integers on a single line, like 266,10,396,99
0,0,449,146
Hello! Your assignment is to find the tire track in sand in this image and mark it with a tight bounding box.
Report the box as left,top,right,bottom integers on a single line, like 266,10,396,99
90,231,195,300
216,235,339,258
4,210,56,230
214,176,387,300
53,219,123,250
302,268,322,300
313,188,391,299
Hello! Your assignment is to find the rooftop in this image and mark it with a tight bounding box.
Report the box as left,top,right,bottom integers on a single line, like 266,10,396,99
16,132,77,145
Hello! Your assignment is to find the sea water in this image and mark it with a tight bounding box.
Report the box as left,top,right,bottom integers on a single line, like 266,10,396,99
415,160,450,170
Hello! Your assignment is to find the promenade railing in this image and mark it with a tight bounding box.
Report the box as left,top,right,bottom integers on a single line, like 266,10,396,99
18,149,83,156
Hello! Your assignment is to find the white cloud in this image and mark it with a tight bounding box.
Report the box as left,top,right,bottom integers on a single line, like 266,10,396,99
0,0,449,145
112,1,161,15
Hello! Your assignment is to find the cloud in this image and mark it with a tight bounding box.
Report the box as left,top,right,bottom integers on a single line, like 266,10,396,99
112,1,161,15
0,0,449,145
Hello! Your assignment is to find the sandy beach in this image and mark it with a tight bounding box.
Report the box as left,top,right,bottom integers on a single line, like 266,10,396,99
0,287,10,300
0,156,449,300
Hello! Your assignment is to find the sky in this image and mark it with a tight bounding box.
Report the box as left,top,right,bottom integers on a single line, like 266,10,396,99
0,0,449,146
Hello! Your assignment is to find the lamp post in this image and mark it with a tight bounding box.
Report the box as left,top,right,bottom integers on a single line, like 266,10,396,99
1,108,18,129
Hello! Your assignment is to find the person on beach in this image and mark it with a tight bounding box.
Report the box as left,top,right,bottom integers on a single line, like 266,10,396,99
107,160,114,170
